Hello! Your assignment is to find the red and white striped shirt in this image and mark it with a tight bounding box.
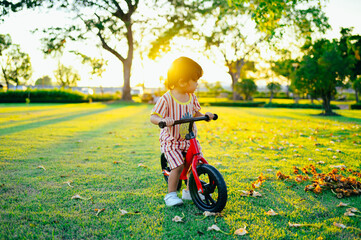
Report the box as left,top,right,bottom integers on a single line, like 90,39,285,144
151,91,201,152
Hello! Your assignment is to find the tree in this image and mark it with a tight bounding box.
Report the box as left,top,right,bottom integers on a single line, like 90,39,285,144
353,77,361,103
54,64,80,88
266,82,281,103
35,75,52,86
338,28,361,102
0,0,150,101
150,0,330,100
0,34,32,89
295,39,354,115
271,52,300,98
204,81,224,99
236,79,257,100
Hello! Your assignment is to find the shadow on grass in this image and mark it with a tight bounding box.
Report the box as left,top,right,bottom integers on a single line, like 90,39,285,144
0,107,121,136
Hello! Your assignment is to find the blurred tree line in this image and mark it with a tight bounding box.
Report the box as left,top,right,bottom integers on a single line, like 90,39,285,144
0,0,360,115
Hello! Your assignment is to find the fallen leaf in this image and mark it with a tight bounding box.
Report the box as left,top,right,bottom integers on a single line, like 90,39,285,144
203,211,216,217
344,211,356,217
288,222,320,228
63,181,73,188
137,163,147,168
37,165,46,170
265,209,278,216
337,202,349,207
333,222,346,229
172,215,184,222
346,208,359,213
71,194,91,200
234,226,248,236
207,224,221,231
330,165,346,169
94,208,105,217
119,209,129,216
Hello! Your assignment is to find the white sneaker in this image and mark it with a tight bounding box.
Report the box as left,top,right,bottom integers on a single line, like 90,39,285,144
164,192,183,207
182,189,192,200
182,189,208,201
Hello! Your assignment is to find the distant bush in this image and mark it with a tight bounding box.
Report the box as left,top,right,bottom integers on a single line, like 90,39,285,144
0,89,87,103
264,103,340,109
350,103,361,109
90,93,121,102
202,101,266,107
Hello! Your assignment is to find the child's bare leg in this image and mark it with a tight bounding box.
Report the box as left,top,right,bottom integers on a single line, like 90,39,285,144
168,165,184,193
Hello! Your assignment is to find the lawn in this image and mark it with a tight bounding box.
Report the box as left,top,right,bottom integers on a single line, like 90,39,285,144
0,103,360,239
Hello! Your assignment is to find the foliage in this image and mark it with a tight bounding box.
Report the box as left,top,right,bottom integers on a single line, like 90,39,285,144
1,0,153,101
53,64,80,88
203,81,224,98
0,34,32,89
71,51,108,78
150,0,329,100
203,101,265,107
266,82,281,103
0,89,87,103
236,78,257,100
294,38,354,115
35,75,53,86
350,103,361,110
264,102,340,110
0,105,360,239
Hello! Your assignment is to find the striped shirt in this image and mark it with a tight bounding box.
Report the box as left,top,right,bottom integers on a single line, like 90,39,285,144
151,91,201,152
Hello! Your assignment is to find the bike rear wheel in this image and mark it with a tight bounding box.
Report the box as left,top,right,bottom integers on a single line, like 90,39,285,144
189,164,227,212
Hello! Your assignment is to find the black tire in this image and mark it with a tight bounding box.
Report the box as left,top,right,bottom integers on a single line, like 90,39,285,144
161,153,182,191
189,164,227,212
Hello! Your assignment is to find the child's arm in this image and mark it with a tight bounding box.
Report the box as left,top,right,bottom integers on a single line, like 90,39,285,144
150,114,174,127
194,111,214,121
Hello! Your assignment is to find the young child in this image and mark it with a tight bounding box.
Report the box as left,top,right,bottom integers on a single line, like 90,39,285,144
150,56,214,207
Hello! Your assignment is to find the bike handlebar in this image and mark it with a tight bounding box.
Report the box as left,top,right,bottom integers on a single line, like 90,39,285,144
158,113,218,129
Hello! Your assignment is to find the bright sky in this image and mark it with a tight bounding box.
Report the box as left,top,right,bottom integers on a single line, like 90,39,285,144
1,0,361,88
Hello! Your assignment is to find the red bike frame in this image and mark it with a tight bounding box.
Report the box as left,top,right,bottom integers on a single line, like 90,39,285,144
180,135,208,193
159,114,217,194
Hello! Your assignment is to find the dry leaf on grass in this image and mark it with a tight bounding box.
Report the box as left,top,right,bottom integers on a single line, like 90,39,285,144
94,208,105,217
288,222,320,228
119,208,140,216
240,190,262,197
71,194,92,200
207,224,230,235
337,202,349,207
344,211,356,217
137,163,148,168
234,226,248,236
172,213,185,222
37,165,46,170
63,181,73,188
265,209,278,216
333,222,346,229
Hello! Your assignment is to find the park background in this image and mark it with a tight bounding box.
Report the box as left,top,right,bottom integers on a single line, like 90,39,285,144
1,0,361,239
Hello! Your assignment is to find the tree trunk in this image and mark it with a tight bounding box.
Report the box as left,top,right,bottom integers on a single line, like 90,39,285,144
322,94,333,115
355,89,359,103
230,73,241,100
269,92,274,103
122,59,132,101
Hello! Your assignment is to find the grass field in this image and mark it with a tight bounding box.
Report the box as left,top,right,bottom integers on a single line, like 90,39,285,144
0,103,361,239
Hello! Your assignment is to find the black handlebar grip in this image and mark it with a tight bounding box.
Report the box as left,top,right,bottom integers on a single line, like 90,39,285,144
158,121,167,129
213,114,218,120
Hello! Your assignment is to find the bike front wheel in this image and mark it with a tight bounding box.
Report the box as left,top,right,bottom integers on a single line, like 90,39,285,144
189,164,227,212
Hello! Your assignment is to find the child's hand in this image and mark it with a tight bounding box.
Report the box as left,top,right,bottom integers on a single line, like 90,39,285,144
205,112,214,121
161,117,174,127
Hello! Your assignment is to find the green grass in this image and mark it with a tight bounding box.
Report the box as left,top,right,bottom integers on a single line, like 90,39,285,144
0,103,361,239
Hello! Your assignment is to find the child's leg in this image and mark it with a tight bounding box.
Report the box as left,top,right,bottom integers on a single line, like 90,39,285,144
167,164,184,192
